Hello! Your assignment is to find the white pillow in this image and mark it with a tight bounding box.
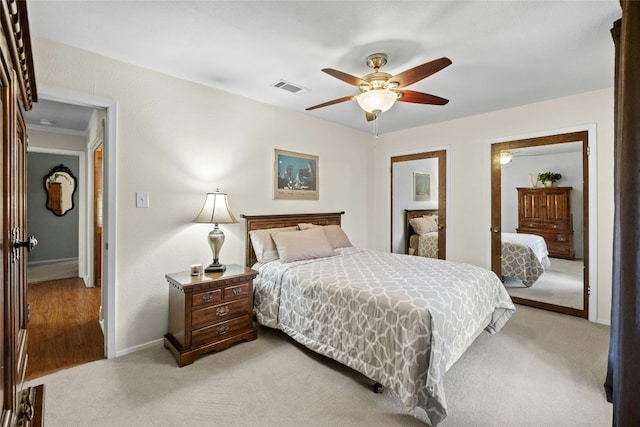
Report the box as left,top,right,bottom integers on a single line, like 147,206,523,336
409,215,439,235
249,226,297,263
298,223,353,249
272,227,334,262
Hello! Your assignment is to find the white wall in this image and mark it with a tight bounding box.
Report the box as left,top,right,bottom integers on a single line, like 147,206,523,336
374,88,614,324
28,128,86,151
33,38,374,353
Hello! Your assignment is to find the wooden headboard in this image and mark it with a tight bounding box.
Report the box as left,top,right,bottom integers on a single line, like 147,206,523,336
240,212,345,267
404,209,438,254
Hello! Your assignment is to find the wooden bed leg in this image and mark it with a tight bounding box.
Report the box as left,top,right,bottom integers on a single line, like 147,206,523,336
373,382,383,393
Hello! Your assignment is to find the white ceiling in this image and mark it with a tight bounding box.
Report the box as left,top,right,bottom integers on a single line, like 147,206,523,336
25,1,621,136
25,99,97,135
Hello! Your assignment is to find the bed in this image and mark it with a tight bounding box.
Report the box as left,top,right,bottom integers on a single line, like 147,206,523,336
500,232,551,286
405,210,550,286
405,209,440,258
242,212,515,426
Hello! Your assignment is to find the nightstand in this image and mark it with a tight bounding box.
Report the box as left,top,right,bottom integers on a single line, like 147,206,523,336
164,264,258,366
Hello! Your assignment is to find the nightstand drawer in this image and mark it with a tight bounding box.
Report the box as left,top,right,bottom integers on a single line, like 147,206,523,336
192,299,248,329
223,282,250,300
191,314,252,347
192,289,223,308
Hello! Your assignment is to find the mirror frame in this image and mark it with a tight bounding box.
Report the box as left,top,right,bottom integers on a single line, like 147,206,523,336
490,131,589,318
43,164,77,217
390,150,447,258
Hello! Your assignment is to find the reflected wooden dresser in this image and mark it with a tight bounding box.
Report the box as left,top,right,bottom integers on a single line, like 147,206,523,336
516,186,574,259
164,265,257,366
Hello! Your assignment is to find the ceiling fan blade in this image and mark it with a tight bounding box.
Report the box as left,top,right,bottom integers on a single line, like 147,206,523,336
365,111,376,122
397,90,449,105
389,57,452,88
322,68,369,87
306,95,354,111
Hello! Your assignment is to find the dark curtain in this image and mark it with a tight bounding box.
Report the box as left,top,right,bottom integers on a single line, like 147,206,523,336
605,2,640,426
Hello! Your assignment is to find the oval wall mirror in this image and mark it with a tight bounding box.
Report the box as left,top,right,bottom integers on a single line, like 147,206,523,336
44,164,77,216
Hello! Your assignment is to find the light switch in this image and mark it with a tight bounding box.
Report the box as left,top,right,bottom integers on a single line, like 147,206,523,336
136,191,149,208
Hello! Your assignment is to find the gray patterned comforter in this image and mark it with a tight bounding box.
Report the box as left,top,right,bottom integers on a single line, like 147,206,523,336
253,247,515,426
409,232,439,258
501,233,551,287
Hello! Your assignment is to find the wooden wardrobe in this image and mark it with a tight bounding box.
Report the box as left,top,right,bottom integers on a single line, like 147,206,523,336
516,186,575,259
0,0,44,425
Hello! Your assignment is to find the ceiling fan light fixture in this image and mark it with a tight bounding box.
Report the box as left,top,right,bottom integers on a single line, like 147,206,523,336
356,89,398,113
500,150,513,165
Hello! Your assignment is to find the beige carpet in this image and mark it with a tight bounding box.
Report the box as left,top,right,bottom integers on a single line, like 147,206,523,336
28,305,611,427
504,257,584,309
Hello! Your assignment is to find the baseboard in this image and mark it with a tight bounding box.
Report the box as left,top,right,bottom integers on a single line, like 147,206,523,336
28,257,78,266
115,338,164,358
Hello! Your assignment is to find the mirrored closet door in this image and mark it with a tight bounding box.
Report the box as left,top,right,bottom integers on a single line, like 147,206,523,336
391,150,447,259
490,132,589,318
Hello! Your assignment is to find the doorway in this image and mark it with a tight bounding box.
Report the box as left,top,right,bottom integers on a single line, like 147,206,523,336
390,149,447,258
24,89,117,359
26,150,82,283
490,130,595,318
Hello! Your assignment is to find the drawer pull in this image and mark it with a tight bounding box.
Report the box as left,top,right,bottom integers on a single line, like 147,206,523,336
202,295,213,303
216,325,229,335
232,288,242,296
216,306,230,316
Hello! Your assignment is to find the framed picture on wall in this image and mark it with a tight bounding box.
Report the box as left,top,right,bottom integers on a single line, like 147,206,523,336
274,149,319,200
413,172,431,201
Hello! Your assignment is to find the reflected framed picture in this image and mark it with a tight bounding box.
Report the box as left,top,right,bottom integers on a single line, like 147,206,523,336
274,149,319,200
413,172,431,201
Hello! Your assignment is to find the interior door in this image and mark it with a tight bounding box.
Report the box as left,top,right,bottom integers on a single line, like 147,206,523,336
0,75,4,416
3,77,38,423
490,131,590,318
93,145,103,287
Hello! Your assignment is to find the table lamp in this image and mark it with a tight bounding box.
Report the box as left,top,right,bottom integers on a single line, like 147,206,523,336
193,189,238,272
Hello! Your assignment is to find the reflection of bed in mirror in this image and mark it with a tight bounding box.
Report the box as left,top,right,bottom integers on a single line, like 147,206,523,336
405,209,440,258
500,233,550,286
406,210,550,286
243,212,515,427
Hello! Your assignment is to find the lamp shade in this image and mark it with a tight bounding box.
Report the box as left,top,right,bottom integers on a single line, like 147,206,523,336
356,89,398,113
193,190,238,224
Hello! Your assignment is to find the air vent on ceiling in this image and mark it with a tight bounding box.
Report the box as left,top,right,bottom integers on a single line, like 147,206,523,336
272,79,309,96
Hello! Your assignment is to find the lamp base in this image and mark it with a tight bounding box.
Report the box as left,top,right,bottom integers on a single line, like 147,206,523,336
205,262,226,273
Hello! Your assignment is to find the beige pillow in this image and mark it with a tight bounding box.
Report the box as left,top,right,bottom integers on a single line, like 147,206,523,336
272,227,334,262
409,215,439,235
249,226,297,263
298,223,353,249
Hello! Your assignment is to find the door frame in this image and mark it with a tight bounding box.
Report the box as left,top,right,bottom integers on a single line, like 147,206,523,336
487,124,598,322
36,85,117,359
388,146,450,257
26,147,86,281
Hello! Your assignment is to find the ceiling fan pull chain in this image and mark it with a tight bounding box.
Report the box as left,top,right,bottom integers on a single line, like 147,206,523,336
374,110,381,138
374,111,378,138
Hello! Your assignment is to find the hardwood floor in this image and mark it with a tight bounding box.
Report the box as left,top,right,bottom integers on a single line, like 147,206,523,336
27,277,104,380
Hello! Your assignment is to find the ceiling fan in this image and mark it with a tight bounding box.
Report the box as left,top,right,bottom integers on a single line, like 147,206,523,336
306,53,452,121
